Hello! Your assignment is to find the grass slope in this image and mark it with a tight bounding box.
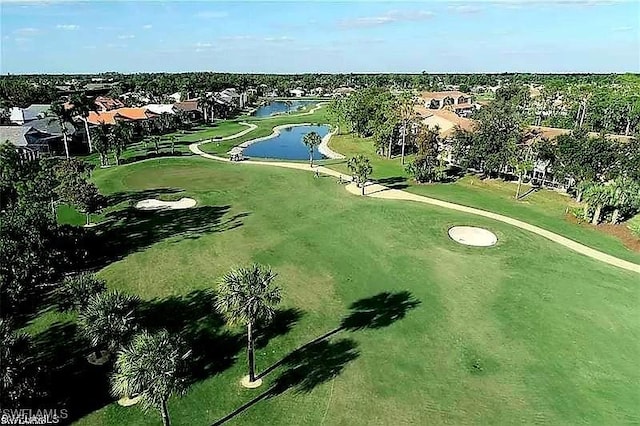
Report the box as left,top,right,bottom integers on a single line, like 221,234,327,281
33,158,637,425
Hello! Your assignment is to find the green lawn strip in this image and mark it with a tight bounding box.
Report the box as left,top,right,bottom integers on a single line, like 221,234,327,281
30,158,638,425
326,133,640,264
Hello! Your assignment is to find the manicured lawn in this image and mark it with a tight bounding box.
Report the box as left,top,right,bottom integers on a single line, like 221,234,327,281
28,158,638,425
326,133,640,264
200,106,329,156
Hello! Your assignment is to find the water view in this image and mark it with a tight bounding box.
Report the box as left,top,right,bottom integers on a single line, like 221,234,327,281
242,124,330,160
252,100,318,117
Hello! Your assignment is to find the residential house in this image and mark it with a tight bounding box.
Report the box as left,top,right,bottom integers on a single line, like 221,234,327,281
332,87,356,97
310,87,325,96
217,88,248,108
174,100,202,122
144,104,177,115
421,91,472,109
289,89,305,98
87,107,158,126
9,104,51,125
95,96,124,112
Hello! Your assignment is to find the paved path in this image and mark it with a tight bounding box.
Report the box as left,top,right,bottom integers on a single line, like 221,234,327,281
189,140,640,274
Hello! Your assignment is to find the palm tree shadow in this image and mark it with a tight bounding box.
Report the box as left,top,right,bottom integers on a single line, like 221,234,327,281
138,290,301,385
213,291,420,425
212,338,359,426
340,291,421,331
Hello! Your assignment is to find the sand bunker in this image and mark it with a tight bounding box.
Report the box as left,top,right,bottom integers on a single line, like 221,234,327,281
135,197,196,211
448,226,497,247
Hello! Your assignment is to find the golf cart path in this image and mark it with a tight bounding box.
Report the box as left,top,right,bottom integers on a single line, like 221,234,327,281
189,140,640,274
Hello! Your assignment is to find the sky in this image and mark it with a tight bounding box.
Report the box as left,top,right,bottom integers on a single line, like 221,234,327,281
1,0,639,74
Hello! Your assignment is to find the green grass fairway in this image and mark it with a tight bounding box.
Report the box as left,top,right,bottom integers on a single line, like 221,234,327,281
200,105,328,156
326,133,640,264
33,158,638,425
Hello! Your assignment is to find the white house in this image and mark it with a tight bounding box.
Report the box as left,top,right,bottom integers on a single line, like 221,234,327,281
289,89,305,97
144,104,177,115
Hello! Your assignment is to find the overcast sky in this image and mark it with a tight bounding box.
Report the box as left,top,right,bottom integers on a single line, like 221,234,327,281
1,0,639,74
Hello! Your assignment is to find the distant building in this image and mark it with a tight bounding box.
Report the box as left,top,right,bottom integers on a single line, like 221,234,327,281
332,87,356,97
145,104,177,115
420,91,473,110
289,89,305,97
9,104,51,125
95,96,124,112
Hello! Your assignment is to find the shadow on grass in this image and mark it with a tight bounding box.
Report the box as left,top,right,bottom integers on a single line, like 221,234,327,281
25,290,301,424
377,176,409,190
138,290,302,385
213,291,420,425
86,203,249,268
28,321,113,424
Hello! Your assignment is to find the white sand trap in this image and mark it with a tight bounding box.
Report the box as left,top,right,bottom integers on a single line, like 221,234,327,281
448,226,497,247
135,197,196,211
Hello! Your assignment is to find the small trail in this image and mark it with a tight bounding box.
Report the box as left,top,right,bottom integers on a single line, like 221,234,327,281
189,139,640,274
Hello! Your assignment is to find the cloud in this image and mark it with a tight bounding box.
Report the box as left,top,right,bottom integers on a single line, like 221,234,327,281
612,26,633,32
96,26,119,31
142,24,152,29
195,42,214,48
14,27,39,35
449,5,483,14
195,10,228,19
56,24,78,30
338,10,434,28
263,36,294,43
117,34,135,39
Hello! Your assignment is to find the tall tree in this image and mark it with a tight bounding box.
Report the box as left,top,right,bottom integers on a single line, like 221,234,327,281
49,101,74,158
397,93,415,165
90,123,111,167
111,330,190,426
69,93,97,153
302,131,322,167
347,154,373,195
109,122,133,165
215,264,281,384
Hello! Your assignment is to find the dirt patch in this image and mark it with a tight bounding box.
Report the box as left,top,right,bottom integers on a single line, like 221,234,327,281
565,214,640,252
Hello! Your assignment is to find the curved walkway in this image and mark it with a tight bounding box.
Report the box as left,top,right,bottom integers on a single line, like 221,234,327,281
189,140,640,274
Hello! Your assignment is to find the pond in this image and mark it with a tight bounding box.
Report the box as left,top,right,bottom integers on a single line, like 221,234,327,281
242,125,331,160
252,100,318,118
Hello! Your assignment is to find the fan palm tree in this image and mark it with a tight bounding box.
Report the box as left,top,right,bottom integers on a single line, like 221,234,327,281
215,264,281,383
111,330,190,426
49,101,74,158
583,183,612,225
302,131,322,167
78,290,140,360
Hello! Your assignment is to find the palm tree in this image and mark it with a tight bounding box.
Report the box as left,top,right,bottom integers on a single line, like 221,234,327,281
169,135,177,155
90,123,111,167
583,183,612,225
215,264,281,384
69,93,97,153
151,136,161,155
302,131,322,167
109,122,133,165
111,330,190,426
57,273,106,312
78,290,140,361
511,157,534,199
50,101,74,158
